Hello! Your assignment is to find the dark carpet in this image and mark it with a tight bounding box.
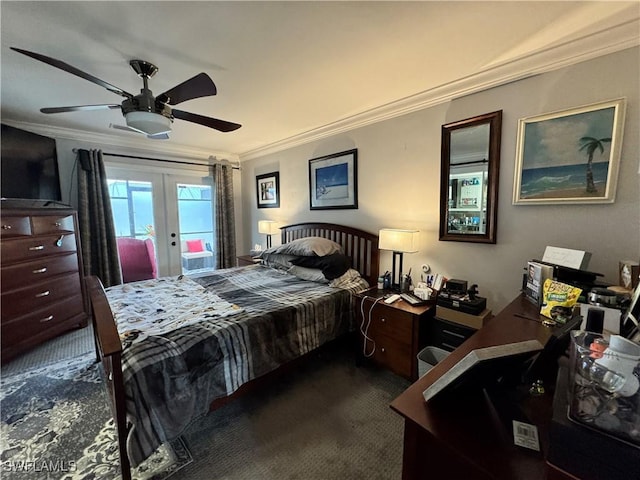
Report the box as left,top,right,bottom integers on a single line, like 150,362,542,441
1,328,410,480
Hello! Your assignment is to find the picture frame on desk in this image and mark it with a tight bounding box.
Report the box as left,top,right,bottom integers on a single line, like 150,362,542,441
422,339,544,402
525,261,554,306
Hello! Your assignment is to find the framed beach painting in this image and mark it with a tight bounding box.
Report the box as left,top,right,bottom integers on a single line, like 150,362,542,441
256,172,280,208
309,149,358,210
513,98,626,205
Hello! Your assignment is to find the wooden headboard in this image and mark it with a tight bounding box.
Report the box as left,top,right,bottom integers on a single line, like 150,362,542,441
280,222,379,286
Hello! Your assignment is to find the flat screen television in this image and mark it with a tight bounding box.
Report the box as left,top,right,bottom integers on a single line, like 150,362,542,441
1,124,62,202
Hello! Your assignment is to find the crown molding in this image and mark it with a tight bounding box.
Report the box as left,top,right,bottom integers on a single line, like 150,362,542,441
2,120,240,163
240,19,639,161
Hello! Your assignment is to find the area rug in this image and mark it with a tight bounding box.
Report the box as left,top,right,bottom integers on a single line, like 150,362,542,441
1,353,192,480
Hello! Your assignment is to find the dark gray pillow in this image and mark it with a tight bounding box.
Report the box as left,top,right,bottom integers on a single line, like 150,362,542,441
258,252,299,270
268,236,342,257
290,253,351,280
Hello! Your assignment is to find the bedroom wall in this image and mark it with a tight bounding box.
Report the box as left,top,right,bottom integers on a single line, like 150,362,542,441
240,46,640,313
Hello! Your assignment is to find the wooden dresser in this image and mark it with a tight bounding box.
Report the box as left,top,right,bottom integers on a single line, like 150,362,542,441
1,206,89,363
355,288,434,381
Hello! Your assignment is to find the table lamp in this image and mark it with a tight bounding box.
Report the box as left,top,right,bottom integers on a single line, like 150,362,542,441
258,220,279,249
379,228,419,290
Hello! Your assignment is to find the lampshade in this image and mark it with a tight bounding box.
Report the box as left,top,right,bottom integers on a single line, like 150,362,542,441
379,229,419,253
125,111,172,135
258,220,279,235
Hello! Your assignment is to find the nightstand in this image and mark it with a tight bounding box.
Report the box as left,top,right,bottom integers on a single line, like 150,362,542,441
237,255,260,267
354,288,434,381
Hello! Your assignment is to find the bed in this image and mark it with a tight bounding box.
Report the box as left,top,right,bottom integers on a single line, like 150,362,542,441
86,222,379,479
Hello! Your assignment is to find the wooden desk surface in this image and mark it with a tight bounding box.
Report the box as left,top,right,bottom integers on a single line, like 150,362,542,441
390,295,563,480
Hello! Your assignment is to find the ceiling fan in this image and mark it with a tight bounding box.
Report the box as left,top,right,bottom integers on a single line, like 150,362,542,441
11,47,241,139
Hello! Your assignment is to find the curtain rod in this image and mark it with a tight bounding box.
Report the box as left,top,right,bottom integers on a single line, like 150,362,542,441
72,149,240,170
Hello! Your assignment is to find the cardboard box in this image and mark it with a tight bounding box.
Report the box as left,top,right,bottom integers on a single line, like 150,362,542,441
436,305,492,330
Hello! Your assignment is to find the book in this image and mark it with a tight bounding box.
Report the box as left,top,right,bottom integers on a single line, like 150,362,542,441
422,339,544,402
525,261,554,306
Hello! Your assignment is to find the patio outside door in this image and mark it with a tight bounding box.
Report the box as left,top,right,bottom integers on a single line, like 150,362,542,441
106,165,215,278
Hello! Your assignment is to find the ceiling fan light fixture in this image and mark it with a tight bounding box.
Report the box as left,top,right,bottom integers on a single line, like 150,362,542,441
125,111,172,135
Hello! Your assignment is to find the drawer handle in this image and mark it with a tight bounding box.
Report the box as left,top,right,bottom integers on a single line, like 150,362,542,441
35,290,51,298
381,347,386,353
380,318,386,323
29,245,45,251
442,329,466,340
54,222,62,227
442,342,457,350
2,225,12,230
39,315,54,323
32,267,47,274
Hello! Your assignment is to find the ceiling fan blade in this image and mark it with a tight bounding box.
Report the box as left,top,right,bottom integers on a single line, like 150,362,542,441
110,124,169,140
41,104,121,114
172,109,241,132
156,73,217,105
11,47,134,99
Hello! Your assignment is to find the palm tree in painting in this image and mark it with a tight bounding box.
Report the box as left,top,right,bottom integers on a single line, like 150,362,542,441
579,136,611,193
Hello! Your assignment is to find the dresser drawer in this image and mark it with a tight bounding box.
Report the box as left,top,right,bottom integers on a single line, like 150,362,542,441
1,233,78,264
31,214,75,235
1,295,85,346
0,216,31,238
370,333,413,378
1,253,80,291
368,305,414,345
1,272,82,322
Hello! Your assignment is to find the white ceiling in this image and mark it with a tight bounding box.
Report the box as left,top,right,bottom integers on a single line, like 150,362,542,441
1,1,638,161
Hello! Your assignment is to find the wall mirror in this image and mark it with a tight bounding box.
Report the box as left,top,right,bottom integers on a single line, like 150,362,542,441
439,110,502,243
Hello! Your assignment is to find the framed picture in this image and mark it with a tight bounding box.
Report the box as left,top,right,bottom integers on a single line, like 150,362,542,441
513,98,626,205
256,172,280,208
309,149,358,210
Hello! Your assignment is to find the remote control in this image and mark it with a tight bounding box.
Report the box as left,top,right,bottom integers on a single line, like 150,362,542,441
384,294,401,304
400,292,425,306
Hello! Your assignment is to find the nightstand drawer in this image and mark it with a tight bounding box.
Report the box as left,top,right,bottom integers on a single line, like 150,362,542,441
369,305,413,345
430,316,476,351
370,333,413,379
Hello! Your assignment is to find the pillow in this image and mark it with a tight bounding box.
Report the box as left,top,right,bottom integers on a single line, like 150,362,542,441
270,236,342,257
290,253,351,280
186,239,204,252
258,252,299,270
329,268,364,288
288,265,329,283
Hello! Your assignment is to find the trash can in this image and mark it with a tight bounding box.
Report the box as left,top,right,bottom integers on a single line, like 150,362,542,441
417,346,450,377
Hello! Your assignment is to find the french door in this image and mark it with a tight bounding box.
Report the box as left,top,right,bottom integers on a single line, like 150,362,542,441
106,164,215,277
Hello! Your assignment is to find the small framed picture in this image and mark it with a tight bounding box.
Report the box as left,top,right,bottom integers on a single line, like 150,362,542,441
308,149,358,210
513,98,626,205
256,172,280,209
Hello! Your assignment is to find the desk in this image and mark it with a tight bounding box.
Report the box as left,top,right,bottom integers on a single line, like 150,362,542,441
390,295,575,480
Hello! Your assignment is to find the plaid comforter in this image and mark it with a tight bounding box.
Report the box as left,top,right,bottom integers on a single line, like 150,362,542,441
105,265,368,467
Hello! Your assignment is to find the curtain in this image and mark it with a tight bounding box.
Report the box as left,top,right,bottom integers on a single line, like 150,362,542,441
77,149,122,287
212,163,236,269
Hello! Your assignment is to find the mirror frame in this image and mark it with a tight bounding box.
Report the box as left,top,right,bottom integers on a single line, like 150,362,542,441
439,110,502,244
